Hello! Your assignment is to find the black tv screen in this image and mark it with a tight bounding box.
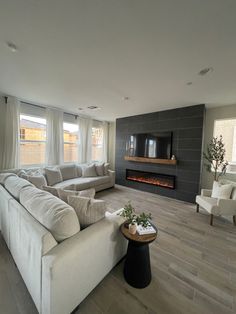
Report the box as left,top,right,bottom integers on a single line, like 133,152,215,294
126,132,172,159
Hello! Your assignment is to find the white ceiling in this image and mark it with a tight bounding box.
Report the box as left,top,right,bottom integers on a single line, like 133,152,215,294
0,0,236,121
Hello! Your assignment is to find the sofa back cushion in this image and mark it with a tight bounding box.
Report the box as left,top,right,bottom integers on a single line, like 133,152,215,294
42,185,59,197
95,163,105,176
82,164,97,177
59,164,77,181
45,168,63,186
4,176,33,200
76,165,83,177
0,173,17,185
20,186,80,242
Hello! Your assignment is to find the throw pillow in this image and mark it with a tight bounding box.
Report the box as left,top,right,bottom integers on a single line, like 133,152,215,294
28,175,47,189
211,181,233,199
76,165,83,177
95,163,105,176
59,164,77,181
42,185,59,197
58,188,96,203
68,196,106,228
45,168,63,186
82,164,97,177
104,163,110,175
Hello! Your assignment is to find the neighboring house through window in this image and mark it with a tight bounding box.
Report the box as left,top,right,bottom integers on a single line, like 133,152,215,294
92,127,104,162
63,122,79,163
20,115,46,166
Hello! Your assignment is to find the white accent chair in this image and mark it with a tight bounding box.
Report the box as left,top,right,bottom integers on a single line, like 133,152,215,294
196,180,236,226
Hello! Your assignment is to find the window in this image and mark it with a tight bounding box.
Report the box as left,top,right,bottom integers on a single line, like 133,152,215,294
63,123,79,163
214,118,236,167
20,115,46,166
92,127,104,162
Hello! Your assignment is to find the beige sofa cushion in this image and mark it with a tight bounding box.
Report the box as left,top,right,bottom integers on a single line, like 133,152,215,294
20,186,80,242
68,196,106,228
4,176,33,200
42,185,59,197
82,164,97,177
95,163,105,176
59,164,77,181
58,188,95,203
27,175,47,189
0,173,17,185
45,168,63,186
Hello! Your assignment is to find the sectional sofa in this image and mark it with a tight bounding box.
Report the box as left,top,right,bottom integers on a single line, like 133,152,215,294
2,163,115,192
0,172,127,314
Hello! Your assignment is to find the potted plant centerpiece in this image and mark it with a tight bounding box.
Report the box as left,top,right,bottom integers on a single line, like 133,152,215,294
119,202,152,235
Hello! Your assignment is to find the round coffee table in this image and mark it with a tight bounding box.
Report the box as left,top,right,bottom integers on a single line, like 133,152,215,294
120,222,157,288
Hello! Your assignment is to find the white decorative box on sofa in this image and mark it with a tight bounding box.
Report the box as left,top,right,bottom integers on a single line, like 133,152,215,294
0,173,126,314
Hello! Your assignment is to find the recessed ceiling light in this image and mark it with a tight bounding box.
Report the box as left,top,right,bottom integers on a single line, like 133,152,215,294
6,41,18,52
78,107,83,111
186,82,193,86
198,67,214,76
87,106,101,110
123,96,130,101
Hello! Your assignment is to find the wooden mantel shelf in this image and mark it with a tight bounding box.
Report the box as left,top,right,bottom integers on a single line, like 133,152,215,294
124,156,177,165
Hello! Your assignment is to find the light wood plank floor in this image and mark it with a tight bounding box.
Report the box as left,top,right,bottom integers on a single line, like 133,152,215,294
1,185,236,314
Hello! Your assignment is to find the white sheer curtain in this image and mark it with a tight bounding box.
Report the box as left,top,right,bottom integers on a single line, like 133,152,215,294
1,96,20,170
102,121,108,163
78,117,92,163
46,108,64,166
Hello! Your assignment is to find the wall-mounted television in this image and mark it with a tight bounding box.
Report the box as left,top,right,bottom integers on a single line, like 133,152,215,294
126,132,173,159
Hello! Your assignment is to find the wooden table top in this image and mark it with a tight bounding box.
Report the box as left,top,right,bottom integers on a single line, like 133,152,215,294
120,222,157,244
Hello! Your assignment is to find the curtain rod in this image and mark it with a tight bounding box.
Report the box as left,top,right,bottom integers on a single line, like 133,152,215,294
3,96,109,123
20,100,108,123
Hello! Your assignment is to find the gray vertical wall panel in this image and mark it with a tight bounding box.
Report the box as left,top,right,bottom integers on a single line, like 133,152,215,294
115,104,205,203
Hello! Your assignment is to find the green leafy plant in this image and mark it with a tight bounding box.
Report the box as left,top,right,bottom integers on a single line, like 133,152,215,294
136,212,152,228
119,202,152,227
203,135,228,181
119,201,136,224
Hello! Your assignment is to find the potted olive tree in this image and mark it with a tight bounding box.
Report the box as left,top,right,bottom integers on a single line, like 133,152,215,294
203,135,228,181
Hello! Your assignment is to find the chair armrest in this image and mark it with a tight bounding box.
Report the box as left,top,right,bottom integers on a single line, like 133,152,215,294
201,189,212,197
42,215,127,314
217,199,236,215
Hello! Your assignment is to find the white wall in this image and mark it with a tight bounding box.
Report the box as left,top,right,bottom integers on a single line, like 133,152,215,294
108,122,116,170
201,104,236,189
0,97,6,169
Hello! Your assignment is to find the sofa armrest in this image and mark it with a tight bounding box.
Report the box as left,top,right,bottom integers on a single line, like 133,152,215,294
108,169,115,185
41,214,127,314
217,199,236,215
201,189,212,197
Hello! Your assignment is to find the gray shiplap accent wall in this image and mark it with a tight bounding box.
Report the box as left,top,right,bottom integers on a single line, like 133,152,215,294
115,104,205,203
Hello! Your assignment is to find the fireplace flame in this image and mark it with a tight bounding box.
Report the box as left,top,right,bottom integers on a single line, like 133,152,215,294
127,175,174,188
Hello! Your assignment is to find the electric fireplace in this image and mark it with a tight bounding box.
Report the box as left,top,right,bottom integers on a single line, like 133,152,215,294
126,169,175,189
